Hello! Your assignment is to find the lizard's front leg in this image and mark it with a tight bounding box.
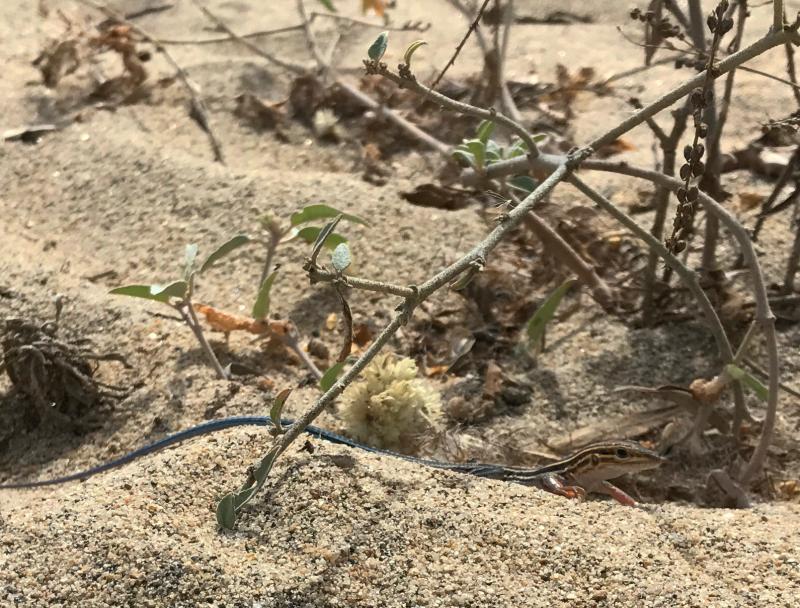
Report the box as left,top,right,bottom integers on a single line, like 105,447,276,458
538,473,587,501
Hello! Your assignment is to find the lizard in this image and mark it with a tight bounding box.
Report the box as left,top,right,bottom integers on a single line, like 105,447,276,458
0,416,665,505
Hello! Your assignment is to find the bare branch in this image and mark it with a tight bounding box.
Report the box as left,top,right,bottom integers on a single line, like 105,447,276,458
431,0,492,91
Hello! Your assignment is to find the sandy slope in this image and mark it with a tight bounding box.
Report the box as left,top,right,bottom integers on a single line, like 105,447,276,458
1,0,799,606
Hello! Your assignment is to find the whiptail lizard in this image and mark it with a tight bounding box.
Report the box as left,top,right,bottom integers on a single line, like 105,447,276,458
0,417,665,505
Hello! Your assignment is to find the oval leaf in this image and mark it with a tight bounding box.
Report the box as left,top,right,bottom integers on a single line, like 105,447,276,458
200,235,250,273
331,243,351,273
290,204,367,227
725,364,769,402
319,360,346,392
368,31,389,61
525,278,578,353
183,243,199,280
403,40,427,66
252,271,278,320
476,119,494,144
110,281,188,303
216,493,237,529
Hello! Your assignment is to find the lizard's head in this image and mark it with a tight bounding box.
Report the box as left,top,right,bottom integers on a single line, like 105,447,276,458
569,440,666,487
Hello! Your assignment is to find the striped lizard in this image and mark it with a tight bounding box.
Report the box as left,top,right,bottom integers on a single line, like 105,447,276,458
0,417,665,505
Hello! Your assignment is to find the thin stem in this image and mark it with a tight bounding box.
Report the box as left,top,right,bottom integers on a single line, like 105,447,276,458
522,212,614,310
373,64,540,158
282,327,323,380
308,268,416,298
774,0,784,32
296,0,329,77
782,206,800,294
752,147,800,242
430,0,492,91
180,301,228,380
259,234,280,287
784,40,800,105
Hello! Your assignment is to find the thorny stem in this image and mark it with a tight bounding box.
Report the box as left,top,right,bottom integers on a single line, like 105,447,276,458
179,300,228,380
784,40,800,106
308,268,417,298
373,64,541,159
584,27,794,154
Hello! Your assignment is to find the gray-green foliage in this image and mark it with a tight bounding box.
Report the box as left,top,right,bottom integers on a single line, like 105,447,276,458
452,121,547,195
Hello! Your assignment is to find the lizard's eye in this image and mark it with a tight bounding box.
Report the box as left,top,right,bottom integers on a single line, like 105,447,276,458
615,448,630,459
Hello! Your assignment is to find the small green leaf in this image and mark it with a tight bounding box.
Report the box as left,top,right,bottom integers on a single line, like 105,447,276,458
110,281,188,303
316,0,336,11
331,243,351,273
476,120,495,144
252,271,278,320
216,493,237,529
368,31,389,61
290,204,367,228
319,360,346,392
525,279,578,353
294,226,348,249
466,140,485,170
403,40,427,67
509,175,538,195
270,388,292,430
452,147,476,168
200,235,250,273
183,244,199,281
725,364,769,401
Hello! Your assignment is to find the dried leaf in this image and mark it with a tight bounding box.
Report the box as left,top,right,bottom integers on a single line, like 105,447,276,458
738,191,765,211
325,312,338,331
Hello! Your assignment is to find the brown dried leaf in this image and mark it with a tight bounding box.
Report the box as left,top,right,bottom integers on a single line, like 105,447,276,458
401,183,474,210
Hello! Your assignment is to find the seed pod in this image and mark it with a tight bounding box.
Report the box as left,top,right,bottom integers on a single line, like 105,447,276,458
680,164,691,180
687,187,699,202
717,1,729,17
707,14,718,32
720,18,734,35
684,145,693,161
690,88,704,107
630,7,641,19
694,143,705,160
698,124,708,138
673,240,687,253
677,187,687,202
692,161,705,177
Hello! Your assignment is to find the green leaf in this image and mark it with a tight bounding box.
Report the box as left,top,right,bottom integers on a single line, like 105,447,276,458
331,243,351,273
476,120,495,144
319,360,346,392
252,271,278,320
109,281,188,303
270,388,292,431
316,0,336,11
183,244,199,281
368,31,389,61
525,279,578,353
216,493,237,529
294,226,347,249
290,204,367,228
216,444,281,529
725,364,769,401
466,140,485,170
452,148,476,168
403,40,427,66
509,175,538,195
200,235,250,273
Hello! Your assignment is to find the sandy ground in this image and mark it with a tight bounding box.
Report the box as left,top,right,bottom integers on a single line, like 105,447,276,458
1,0,800,606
